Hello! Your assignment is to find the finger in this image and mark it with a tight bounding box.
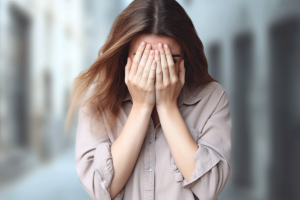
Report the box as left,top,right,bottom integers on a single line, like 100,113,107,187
146,60,156,89
135,44,151,82
129,41,146,78
125,57,131,85
158,43,170,85
179,59,185,85
140,50,154,87
163,44,177,81
155,50,163,88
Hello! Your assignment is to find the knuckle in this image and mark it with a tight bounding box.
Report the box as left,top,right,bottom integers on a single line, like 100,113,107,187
132,80,138,86
165,82,171,87
148,57,154,63
148,75,155,81
133,59,138,66
157,86,163,91
162,64,168,69
143,69,150,75
156,71,163,76
137,84,143,90
173,77,178,83
147,87,154,92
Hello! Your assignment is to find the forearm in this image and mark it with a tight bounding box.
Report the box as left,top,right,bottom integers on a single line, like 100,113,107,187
110,104,153,199
156,104,199,182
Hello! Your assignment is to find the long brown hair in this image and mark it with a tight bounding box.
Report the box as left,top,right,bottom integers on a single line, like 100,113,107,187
65,0,217,135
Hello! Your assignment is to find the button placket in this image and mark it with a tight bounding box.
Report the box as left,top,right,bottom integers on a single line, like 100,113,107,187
143,117,155,200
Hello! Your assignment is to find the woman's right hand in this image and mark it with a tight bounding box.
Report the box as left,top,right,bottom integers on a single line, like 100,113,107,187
125,41,157,109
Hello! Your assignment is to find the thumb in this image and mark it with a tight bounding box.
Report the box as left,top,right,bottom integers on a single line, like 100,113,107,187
178,59,185,84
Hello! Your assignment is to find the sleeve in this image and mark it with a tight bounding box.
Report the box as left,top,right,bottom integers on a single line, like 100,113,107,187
181,90,232,200
75,103,124,200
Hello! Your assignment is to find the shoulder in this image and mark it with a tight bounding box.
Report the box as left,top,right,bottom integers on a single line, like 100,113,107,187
80,82,107,109
189,81,226,101
186,81,229,114
82,82,100,102
208,81,226,94
79,82,103,116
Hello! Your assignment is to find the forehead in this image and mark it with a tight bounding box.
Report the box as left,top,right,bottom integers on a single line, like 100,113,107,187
129,33,182,53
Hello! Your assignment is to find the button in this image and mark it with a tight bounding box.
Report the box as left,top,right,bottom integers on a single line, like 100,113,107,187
148,166,152,172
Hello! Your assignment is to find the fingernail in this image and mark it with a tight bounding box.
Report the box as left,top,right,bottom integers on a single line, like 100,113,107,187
150,50,154,56
164,44,168,49
158,43,162,49
141,42,145,46
146,44,151,49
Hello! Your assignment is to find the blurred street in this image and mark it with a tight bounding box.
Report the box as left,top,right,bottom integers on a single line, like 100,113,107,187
0,145,91,200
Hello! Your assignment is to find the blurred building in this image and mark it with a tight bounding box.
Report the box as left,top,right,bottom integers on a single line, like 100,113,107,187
178,0,300,199
1,0,299,199
0,0,84,188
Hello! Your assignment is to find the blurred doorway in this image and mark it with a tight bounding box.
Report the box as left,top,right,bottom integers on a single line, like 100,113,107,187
269,17,300,200
232,32,254,188
0,4,32,188
9,4,31,149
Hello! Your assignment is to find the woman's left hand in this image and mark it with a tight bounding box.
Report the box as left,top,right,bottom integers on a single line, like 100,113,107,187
154,43,185,109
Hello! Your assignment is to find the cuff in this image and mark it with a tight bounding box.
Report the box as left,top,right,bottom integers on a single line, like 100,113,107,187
170,156,184,181
182,143,221,189
94,142,124,200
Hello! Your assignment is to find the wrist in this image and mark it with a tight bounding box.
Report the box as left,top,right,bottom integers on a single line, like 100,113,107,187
132,103,154,114
156,103,178,114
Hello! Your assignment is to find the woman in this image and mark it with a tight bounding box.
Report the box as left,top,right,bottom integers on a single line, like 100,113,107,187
66,0,232,199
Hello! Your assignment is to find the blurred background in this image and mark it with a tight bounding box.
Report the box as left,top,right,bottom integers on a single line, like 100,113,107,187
0,0,299,199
